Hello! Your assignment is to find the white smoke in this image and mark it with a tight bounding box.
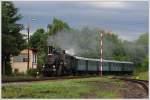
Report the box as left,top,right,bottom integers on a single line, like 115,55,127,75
47,28,115,58
47,28,147,60
47,28,95,55
66,48,75,55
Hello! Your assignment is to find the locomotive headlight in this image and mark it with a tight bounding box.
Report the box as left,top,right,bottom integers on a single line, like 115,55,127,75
52,65,56,71
53,65,55,68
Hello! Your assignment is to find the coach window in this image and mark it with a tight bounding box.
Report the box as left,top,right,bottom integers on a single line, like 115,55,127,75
127,64,129,71
118,63,120,70
112,63,116,71
121,63,124,71
78,60,86,70
103,62,107,71
112,63,115,71
111,63,114,71
118,63,121,71
129,64,131,71
116,63,118,71
88,61,97,71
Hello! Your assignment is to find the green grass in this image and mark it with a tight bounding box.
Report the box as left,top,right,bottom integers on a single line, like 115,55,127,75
2,77,124,98
133,71,149,80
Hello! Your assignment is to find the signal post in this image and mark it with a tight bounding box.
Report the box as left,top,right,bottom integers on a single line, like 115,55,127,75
99,32,103,77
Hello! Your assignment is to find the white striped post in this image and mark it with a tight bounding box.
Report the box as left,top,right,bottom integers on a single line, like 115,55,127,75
100,32,103,77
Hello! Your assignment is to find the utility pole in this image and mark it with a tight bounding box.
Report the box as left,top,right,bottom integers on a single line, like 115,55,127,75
27,26,30,70
27,17,36,71
99,32,103,77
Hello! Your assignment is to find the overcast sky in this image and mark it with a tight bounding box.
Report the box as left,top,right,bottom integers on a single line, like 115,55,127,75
13,1,148,41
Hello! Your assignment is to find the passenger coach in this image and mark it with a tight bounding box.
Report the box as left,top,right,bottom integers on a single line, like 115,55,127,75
74,56,134,75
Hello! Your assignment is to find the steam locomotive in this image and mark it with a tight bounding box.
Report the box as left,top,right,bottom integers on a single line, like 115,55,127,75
42,46,134,76
42,46,76,76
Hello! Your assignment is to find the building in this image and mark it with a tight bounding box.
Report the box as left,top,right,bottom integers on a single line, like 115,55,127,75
11,48,38,73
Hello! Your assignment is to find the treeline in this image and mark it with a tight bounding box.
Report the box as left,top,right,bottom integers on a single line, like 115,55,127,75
2,2,148,75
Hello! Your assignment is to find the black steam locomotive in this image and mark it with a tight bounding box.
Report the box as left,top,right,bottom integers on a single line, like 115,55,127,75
42,46,76,76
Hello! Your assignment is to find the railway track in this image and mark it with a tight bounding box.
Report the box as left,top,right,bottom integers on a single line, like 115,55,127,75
122,78,148,94
111,77,149,95
2,76,94,83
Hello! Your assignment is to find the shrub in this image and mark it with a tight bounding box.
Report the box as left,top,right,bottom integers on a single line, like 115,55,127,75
27,69,39,77
141,56,148,71
5,62,12,76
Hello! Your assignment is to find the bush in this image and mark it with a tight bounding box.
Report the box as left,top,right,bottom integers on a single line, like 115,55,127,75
13,72,25,76
27,69,39,77
134,56,148,74
141,56,148,71
5,62,12,76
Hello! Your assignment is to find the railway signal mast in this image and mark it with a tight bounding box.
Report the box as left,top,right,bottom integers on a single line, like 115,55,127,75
99,31,103,77
99,31,112,76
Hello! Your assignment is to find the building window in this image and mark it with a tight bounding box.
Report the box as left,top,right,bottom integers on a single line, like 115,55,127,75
14,68,18,73
23,58,29,62
32,53,36,63
14,54,29,62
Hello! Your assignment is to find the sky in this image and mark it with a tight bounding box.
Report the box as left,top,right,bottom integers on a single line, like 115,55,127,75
13,1,148,41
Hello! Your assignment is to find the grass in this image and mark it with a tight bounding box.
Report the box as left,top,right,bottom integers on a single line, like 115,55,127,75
2,77,124,98
133,71,149,80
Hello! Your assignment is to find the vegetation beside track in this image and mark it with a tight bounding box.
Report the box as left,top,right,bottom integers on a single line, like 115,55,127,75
133,71,148,80
2,77,124,98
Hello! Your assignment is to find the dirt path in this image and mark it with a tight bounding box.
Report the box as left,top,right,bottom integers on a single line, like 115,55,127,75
80,79,148,99
119,81,148,98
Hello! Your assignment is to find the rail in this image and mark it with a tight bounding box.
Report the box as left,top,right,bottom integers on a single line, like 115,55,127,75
111,76,149,95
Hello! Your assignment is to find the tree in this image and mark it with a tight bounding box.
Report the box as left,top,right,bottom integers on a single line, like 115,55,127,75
30,28,47,68
136,33,148,45
30,28,45,48
134,33,148,70
136,33,148,54
47,17,70,35
2,2,26,75
141,56,148,71
122,32,148,71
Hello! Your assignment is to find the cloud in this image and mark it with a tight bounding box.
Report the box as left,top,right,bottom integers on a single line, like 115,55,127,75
13,1,129,9
13,1,148,41
81,2,127,9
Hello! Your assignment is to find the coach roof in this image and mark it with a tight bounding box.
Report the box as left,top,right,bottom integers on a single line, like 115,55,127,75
75,56,133,64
